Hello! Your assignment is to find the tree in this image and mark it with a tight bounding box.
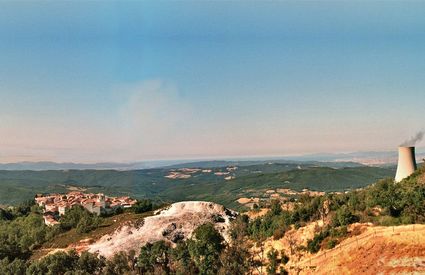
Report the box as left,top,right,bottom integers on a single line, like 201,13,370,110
366,179,402,216
280,251,289,265
400,183,425,223
60,205,87,230
187,223,224,275
76,214,101,234
78,251,105,273
13,200,35,217
286,233,297,256
60,205,101,233
230,215,249,241
133,200,153,214
171,241,196,275
137,241,171,274
219,242,251,275
266,248,278,275
27,250,79,274
251,234,267,275
220,214,253,274
0,257,26,275
0,213,52,260
326,239,338,249
270,200,282,216
104,251,132,275
0,209,14,221
306,229,330,254
333,205,358,227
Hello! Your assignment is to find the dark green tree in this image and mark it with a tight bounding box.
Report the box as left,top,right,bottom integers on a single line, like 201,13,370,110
0,257,26,275
137,241,171,274
187,223,224,275
333,205,359,227
219,243,251,275
266,248,278,275
27,250,79,274
133,200,153,214
77,251,105,273
60,205,101,233
171,241,196,275
104,251,132,275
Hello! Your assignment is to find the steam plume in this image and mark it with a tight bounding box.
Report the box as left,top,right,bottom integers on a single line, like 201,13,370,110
400,131,424,147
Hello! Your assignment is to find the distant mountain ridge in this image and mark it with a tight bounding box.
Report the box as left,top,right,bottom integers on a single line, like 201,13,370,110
0,159,365,171
2,147,424,170
163,160,365,169
284,148,425,165
0,160,186,171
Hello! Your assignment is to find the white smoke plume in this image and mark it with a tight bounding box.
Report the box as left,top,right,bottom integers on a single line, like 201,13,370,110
400,131,424,147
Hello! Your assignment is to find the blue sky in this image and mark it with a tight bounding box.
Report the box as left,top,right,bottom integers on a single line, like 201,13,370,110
0,2,424,162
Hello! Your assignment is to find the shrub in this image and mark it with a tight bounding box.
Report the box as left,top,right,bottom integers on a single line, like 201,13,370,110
326,239,338,249
133,199,153,214
332,205,359,227
114,207,124,215
306,229,329,254
60,205,102,233
138,241,171,274
76,214,101,233
188,223,224,274
266,249,278,275
330,226,348,238
273,228,286,240
280,251,289,264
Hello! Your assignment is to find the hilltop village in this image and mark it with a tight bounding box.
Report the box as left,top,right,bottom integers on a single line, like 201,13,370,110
35,192,137,226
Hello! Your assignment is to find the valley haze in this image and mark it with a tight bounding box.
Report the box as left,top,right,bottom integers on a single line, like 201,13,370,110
1,148,425,171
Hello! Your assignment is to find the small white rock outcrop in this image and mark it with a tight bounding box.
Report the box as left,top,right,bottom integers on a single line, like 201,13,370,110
88,201,237,258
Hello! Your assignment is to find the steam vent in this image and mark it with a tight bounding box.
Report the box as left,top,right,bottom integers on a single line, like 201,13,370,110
395,146,417,182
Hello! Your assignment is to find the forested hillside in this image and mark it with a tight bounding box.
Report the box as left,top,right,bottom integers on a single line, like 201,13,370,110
0,164,394,207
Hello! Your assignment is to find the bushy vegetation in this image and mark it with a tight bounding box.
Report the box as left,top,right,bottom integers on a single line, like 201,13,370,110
247,165,425,254
132,199,153,214
0,201,105,273
135,223,241,275
60,205,103,233
306,229,329,253
266,248,279,275
0,201,60,261
21,249,135,275
247,196,326,241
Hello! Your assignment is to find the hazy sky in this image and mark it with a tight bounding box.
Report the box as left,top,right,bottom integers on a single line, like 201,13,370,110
1,2,424,163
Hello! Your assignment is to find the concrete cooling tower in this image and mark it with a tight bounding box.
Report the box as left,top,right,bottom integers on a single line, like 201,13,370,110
395,146,417,182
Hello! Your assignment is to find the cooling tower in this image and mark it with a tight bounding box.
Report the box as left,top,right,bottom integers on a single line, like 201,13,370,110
395,146,417,182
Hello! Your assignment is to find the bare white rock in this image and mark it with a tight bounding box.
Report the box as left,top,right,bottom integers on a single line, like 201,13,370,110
88,201,237,258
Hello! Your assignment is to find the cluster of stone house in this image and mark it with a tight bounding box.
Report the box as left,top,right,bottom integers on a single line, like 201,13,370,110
35,192,137,226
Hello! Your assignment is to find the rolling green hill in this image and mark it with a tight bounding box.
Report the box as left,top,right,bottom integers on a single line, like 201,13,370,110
0,164,395,208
